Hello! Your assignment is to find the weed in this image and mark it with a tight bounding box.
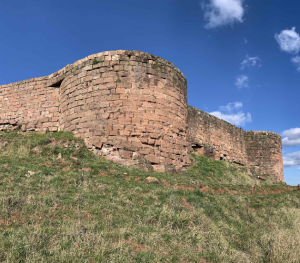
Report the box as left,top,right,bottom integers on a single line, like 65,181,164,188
92,58,100,65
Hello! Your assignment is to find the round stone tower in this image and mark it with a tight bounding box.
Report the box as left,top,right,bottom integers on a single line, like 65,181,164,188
58,50,193,172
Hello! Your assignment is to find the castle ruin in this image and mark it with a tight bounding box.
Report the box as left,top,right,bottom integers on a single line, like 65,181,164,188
0,50,284,182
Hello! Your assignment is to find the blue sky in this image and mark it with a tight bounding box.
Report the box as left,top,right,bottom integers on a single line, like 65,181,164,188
0,0,299,185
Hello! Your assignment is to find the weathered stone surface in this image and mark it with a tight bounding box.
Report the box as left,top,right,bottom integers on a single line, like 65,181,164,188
187,106,247,166
119,149,133,159
244,131,284,182
187,106,284,182
145,154,160,164
0,50,284,182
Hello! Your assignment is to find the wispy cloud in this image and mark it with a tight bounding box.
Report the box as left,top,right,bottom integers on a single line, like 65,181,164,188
235,75,249,88
202,0,245,29
275,27,300,54
291,56,300,72
282,127,300,147
283,151,300,167
297,168,300,171
210,102,252,126
220,102,242,112
210,111,251,126
240,55,261,70
243,38,248,44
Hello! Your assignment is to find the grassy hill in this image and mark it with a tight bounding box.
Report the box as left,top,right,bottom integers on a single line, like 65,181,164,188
0,131,300,263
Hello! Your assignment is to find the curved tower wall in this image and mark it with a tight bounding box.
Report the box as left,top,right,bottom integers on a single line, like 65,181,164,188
244,131,284,182
59,50,193,171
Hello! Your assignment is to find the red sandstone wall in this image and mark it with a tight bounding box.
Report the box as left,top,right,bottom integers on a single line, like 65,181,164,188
187,106,284,181
244,131,284,182
0,77,59,132
0,50,284,181
59,50,193,172
187,106,248,166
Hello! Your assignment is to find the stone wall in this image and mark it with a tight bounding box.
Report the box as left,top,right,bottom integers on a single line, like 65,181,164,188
187,106,248,166
244,131,284,182
0,77,59,132
59,50,193,172
187,106,284,182
0,50,284,181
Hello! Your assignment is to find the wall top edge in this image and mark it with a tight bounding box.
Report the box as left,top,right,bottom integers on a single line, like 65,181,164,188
187,105,244,129
244,131,282,137
187,105,281,138
0,76,49,87
0,50,186,87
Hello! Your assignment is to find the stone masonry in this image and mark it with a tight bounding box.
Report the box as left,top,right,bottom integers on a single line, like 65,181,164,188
187,106,284,182
0,50,284,181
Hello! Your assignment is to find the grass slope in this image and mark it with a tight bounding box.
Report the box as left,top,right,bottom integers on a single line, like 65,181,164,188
0,131,300,263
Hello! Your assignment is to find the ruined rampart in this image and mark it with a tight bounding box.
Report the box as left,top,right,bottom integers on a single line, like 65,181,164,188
244,131,284,182
0,50,284,181
0,77,59,132
187,106,284,182
187,106,247,166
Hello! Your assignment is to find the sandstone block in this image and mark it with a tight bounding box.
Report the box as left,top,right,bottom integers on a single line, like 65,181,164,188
145,154,160,164
119,149,132,159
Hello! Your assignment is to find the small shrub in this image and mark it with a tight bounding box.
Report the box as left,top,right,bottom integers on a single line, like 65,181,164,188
92,58,100,65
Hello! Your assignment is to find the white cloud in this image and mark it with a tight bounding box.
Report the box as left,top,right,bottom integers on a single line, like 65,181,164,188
240,55,261,70
282,137,300,147
202,0,245,29
210,102,252,126
275,27,300,54
220,102,242,112
283,151,300,167
297,168,300,171
235,75,249,88
282,127,300,147
210,111,251,126
243,38,248,44
291,56,300,72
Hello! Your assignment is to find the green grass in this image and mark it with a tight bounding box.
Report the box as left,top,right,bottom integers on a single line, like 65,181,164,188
0,130,299,262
